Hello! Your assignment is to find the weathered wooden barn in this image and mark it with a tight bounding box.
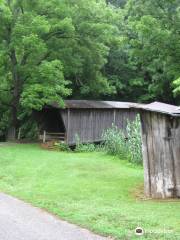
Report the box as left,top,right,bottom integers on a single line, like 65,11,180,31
35,100,137,145
132,102,180,199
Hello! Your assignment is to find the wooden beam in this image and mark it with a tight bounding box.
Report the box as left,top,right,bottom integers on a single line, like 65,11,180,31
18,128,21,140
43,130,46,143
113,109,116,124
67,109,70,143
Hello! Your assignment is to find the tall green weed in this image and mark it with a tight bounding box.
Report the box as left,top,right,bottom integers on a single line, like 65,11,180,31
102,115,142,164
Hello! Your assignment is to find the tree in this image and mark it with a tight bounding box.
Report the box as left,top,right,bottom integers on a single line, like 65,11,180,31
107,0,127,8
106,0,180,103
0,0,118,138
64,0,118,98
0,0,73,138
173,77,180,96
1,0,179,140
124,0,180,103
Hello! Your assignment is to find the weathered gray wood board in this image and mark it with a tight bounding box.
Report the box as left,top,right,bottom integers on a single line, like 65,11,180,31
61,109,137,145
141,112,180,198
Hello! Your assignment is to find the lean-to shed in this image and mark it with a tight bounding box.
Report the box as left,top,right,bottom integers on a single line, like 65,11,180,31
132,102,180,199
36,100,137,145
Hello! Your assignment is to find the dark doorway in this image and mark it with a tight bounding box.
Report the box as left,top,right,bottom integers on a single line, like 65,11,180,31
35,108,66,134
0,135,5,142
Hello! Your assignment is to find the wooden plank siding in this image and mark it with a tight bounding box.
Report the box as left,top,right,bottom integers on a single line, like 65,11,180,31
60,108,137,145
141,111,180,198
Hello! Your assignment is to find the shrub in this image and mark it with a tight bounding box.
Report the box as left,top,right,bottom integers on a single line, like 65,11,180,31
102,124,128,156
102,115,143,164
54,142,71,152
20,120,39,140
75,143,96,153
74,134,96,152
126,115,142,164
18,111,39,140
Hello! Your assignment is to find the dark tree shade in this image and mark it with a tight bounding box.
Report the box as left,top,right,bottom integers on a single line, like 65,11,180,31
107,0,127,7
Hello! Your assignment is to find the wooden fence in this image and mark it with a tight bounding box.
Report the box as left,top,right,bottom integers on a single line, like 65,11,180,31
40,131,66,143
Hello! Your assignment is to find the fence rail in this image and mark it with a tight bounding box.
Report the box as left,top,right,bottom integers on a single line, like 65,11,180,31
40,131,66,143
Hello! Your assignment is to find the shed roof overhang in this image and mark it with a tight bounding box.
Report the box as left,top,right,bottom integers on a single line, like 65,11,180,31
49,100,135,109
46,100,180,117
129,102,180,117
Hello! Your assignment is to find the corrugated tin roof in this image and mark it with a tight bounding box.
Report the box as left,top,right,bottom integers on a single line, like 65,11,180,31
105,101,132,108
50,100,133,109
48,100,180,116
65,100,114,109
130,101,180,117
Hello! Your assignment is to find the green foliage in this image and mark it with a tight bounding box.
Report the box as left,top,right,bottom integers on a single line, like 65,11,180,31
74,134,96,152
75,143,96,153
126,115,142,164
106,0,180,103
108,0,127,8
0,0,119,137
0,109,10,136
20,60,70,111
173,77,180,96
102,124,128,156
0,0,180,139
54,142,71,152
19,119,38,140
102,116,142,164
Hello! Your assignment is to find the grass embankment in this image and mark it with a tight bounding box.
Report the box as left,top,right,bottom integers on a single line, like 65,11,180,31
0,144,179,239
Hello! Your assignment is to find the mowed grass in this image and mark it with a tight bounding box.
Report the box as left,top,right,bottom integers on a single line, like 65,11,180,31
0,144,180,240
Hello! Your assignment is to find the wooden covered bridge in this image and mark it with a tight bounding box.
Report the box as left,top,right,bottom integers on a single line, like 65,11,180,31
35,100,137,145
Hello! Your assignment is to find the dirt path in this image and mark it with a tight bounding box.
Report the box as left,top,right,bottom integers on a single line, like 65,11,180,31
0,193,110,240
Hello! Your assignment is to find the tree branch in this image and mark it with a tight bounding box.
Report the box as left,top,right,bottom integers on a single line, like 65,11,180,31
0,89,13,92
44,31,76,41
0,101,13,107
20,53,30,66
45,31,65,40
20,4,24,14
36,52,50,66
21,52,51,83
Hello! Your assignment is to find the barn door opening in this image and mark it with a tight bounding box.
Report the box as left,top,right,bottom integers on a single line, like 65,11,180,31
35,108,66,142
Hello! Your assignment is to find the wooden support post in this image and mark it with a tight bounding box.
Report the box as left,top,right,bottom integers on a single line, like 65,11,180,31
113,109,116,124
18,128,21,140
64,132,67,143
67,109,70,144
43,130,46,143
90,110,93,141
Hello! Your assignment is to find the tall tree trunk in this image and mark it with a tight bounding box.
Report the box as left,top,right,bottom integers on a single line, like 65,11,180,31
10,49,20,140
6,5,23,140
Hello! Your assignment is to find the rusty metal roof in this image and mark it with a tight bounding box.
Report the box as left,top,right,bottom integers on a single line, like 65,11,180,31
130,101,180,117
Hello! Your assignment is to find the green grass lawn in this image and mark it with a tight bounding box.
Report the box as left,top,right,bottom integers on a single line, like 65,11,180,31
0,144,179,239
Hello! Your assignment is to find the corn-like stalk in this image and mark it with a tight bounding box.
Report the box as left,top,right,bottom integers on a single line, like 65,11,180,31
102,115,142,164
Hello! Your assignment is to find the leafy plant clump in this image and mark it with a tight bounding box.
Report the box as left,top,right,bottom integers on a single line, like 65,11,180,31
102,124,128,157
74,134,96,153
102,115,143,164
126,115,142,164
75,143,96,153
54,142,71,152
